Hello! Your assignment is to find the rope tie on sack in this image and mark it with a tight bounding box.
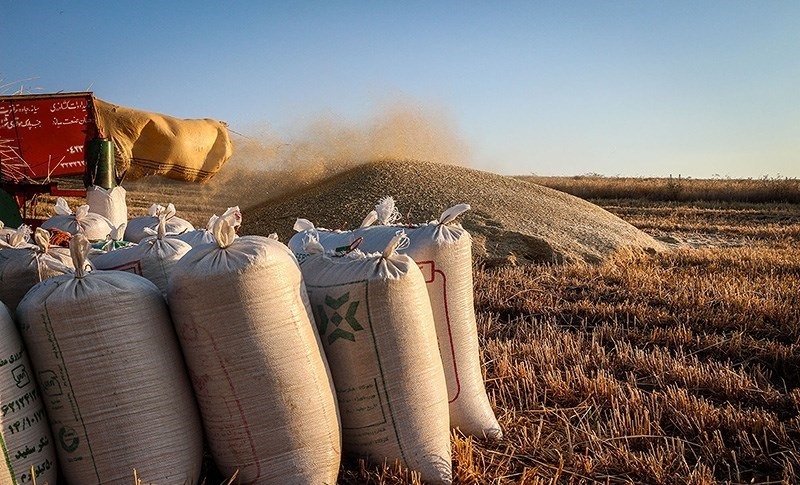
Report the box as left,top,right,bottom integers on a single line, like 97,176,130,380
54,197,92,231
54,197,73,216
375,196,401,225
295,219,322,257
101,223,127,252
33,228,51,282
149,203,177,221
301,230,320,251
73,204,91,224
360,197,402,228
300,230,324,258
382,230,409,259
439,203,471,225
212,214,237,249
207,206,243,233
69,234,94,278
394,230,410,252
158,214,167,240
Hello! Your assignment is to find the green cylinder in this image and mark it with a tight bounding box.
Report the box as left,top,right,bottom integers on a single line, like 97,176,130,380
85,138,116,189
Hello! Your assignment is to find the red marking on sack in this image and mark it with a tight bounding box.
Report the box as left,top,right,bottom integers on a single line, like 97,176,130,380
417,260,461,403
104,260,143,276
348,237,363,253
189,369,210,393
418,261,435,283
199,326,262,480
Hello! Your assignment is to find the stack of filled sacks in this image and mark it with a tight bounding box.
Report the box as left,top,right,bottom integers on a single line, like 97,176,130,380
41,197,115,242
298,231,453,483
125,203,194,243
290,197,503,440
87,203,238,298
0,302,58,485
86,184,127,229
0,227,73,312
167,216,341,484
0,201,243,485
36,180,127,247
91,213,192,298
0,224,32,250
16,235,204,485
169,206,241,247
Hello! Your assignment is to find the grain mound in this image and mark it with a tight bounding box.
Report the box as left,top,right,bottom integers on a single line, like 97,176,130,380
243,160,663,265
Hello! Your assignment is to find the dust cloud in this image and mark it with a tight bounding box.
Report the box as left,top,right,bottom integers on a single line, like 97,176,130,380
205,98,472,210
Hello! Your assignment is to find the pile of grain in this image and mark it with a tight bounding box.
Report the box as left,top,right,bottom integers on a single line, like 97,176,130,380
243,160,663,265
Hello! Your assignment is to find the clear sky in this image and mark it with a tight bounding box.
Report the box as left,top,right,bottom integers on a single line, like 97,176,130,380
3,1,798,178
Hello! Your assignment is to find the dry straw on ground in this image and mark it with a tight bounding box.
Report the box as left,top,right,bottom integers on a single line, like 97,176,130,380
522,175,800,204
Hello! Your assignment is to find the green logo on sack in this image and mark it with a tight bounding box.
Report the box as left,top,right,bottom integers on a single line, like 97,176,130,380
317,293,363,344
59,426,80,452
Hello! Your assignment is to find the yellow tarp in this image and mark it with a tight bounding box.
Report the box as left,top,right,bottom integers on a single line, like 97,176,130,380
93,99,233,183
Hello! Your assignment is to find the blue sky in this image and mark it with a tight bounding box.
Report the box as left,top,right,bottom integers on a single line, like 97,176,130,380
4,1,798,177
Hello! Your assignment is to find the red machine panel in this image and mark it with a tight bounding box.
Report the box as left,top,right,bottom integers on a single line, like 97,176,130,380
0,92,98,182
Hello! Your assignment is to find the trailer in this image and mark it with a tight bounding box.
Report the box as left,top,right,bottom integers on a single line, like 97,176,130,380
0,92,98,226
0,92,233,228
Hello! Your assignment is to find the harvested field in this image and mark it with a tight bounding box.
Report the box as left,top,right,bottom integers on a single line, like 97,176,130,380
40,166,800,484
466,245,799,484
594,200,800,248
520,175,800,204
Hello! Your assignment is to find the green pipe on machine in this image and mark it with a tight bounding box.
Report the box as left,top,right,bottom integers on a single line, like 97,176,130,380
85,137,116,189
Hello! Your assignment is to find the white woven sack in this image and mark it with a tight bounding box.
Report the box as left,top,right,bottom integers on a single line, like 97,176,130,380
86,185,128,228
170,206,241,248
290,199,502,439
40,197,114,241
16,235,204,485
167,217,340,485
0,302,58,485
169,229,215,248
0,228,73,313
0,225,33,251
0,221,19,241
91,216,191,297
89,223,133,254
300,233,452,484
124,203,194,243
